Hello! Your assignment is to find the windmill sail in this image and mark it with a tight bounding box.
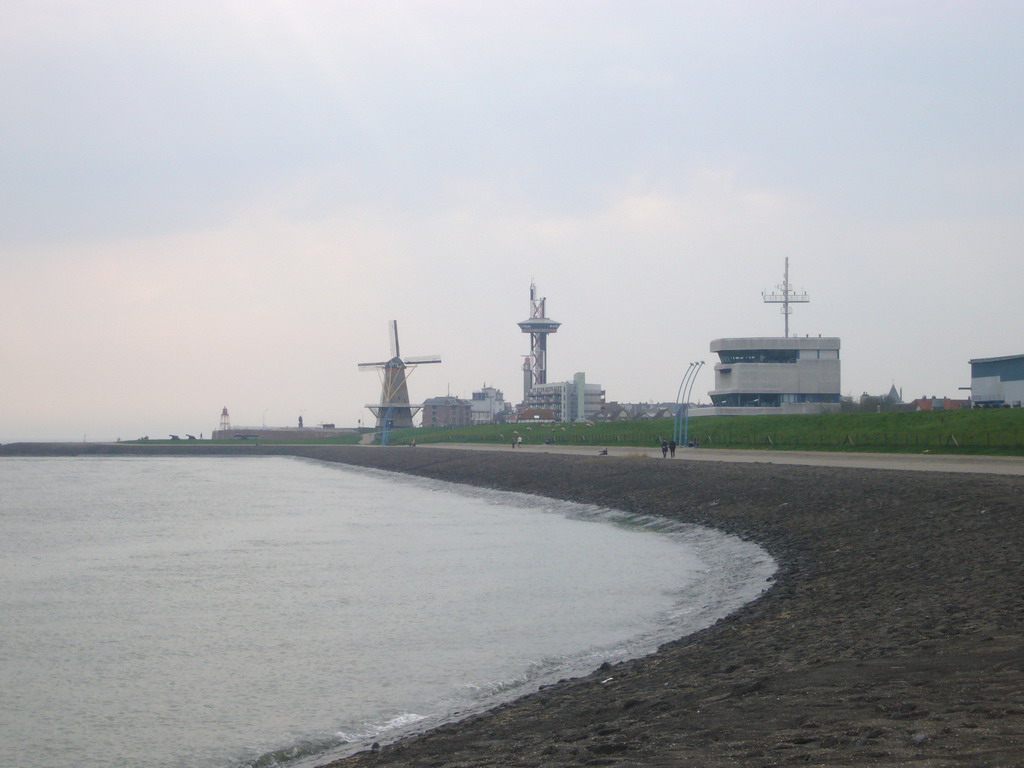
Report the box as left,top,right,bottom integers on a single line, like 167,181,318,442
389,320,400,359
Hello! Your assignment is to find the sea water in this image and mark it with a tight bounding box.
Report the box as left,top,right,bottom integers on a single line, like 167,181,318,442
0,456,775,768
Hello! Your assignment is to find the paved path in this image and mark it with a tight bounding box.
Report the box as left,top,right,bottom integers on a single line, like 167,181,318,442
421,442,1024,475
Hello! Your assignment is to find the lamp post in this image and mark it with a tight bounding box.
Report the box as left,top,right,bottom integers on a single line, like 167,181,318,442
673,361,705,447
381,405,395,446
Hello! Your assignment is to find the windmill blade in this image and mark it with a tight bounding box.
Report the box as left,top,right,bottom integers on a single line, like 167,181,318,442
403,355,442,364
389,320,400,359
358,361,389,369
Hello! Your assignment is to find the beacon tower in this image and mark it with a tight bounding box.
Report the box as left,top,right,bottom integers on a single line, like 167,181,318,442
518,282,560,402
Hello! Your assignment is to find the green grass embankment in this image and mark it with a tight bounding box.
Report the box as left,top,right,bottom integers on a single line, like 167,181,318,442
384,409,1024,456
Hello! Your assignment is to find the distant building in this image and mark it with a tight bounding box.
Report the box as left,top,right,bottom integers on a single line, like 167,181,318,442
907,397,971,411
516,407,558,422
847,384,904,412
421,396,472,427
470,385,509,424
520,372,605,422
705,336,841,416
639,405,675,420
594,402,631,421
970,354,1024,407
594,401,694,422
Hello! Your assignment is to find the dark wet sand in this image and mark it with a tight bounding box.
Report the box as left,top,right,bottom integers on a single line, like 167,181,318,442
4,443,1022,765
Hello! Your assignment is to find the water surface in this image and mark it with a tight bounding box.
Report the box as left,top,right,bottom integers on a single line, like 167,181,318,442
0,456,774,768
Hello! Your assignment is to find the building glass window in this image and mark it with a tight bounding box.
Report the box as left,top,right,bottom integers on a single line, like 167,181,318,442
717,349,799,364
710,392,840,407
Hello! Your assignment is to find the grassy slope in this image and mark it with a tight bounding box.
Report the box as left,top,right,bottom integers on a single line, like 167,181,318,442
389,409,1024,455
120,410,1024,455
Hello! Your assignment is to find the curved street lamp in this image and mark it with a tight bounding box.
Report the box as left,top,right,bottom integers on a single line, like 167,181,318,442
380,405,396,446
673,361,705,447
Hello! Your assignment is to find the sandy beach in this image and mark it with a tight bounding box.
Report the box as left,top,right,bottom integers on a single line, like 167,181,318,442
3,443,1022,765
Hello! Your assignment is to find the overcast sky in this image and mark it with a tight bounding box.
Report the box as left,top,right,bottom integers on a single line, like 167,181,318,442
3,1,1022,441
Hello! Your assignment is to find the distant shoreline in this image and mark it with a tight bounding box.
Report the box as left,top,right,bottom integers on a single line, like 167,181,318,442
4,443,1023,766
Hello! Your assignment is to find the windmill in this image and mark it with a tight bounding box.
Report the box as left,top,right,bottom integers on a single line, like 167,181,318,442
358,320,441,430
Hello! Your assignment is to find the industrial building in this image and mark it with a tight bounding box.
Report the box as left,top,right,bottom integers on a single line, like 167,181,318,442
970,354,1024,407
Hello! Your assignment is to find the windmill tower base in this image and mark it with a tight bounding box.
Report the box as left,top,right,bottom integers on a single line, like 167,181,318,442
367,405,418,430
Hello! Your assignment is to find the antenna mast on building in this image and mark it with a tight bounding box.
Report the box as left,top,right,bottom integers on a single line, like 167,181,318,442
517,281,561,402
762,257,809,337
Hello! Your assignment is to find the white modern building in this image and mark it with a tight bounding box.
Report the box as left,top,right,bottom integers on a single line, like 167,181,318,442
521,372,605,422
704,336,841,416
470,385,509,424
969,354,1024,407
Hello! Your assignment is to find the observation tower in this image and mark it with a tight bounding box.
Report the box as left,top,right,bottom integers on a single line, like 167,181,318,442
518,282,560,402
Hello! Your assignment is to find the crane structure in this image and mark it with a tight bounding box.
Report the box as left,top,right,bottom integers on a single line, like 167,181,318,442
517,282,560,402
358,321,441,430
762,257,810,338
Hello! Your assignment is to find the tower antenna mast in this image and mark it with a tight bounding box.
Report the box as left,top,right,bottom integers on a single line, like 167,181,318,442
762,257,809,337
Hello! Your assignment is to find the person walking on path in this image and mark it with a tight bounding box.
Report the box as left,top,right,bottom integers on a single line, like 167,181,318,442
661,440,669,458
669,439,676,458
